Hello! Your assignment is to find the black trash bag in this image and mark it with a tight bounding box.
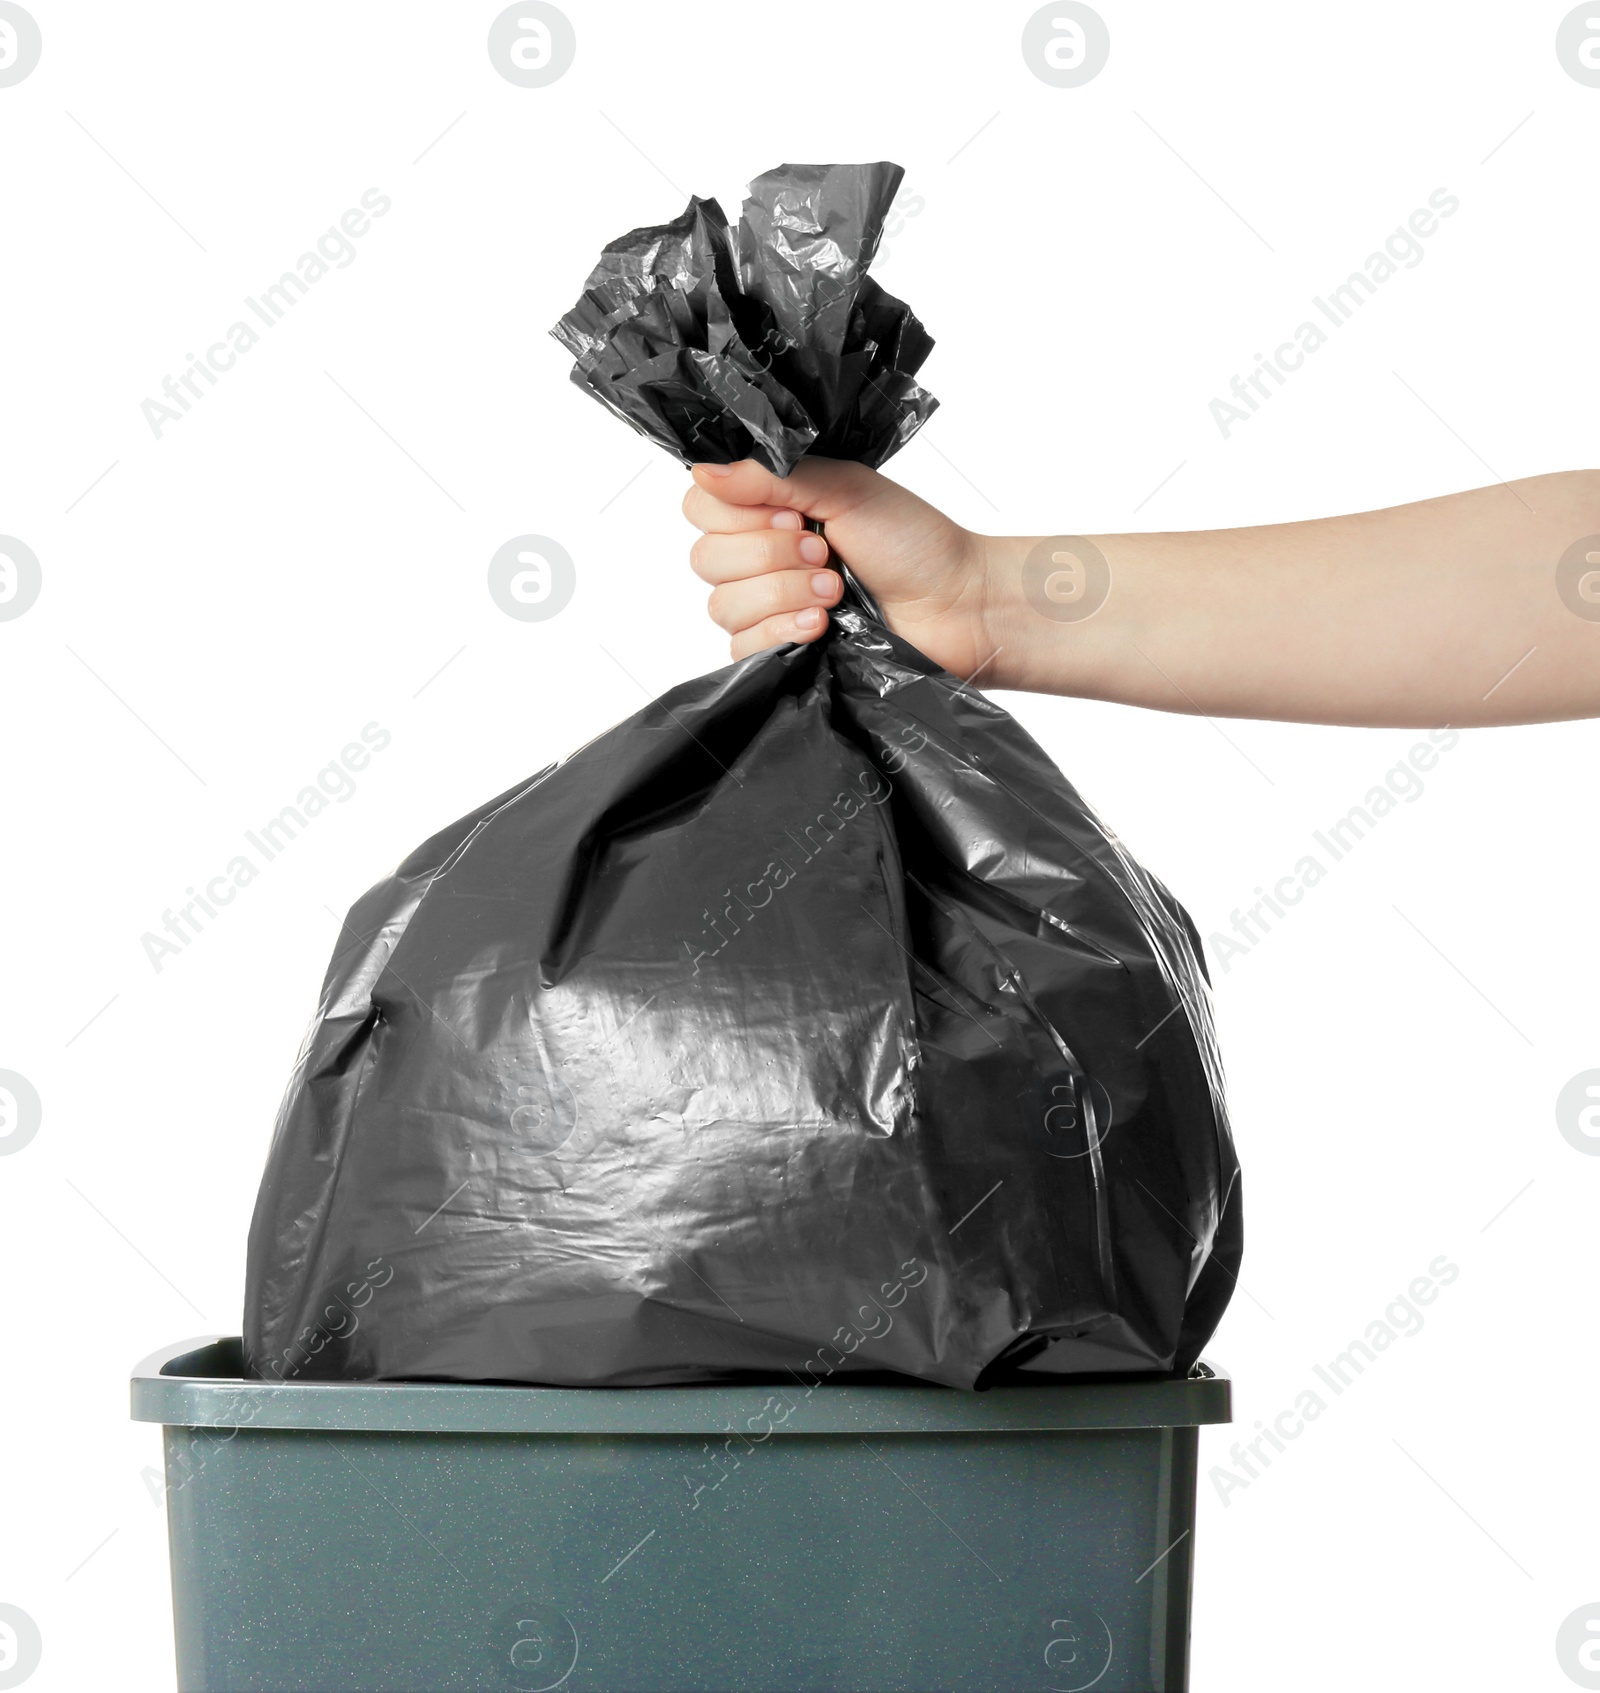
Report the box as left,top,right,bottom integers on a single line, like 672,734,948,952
243,162,1241,1389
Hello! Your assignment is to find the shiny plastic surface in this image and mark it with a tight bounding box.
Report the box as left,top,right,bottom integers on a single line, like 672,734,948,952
243,163,1240,1388
549,160,936,474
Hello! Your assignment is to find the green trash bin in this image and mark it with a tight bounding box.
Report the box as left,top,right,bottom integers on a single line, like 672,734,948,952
131,1337,1230,1693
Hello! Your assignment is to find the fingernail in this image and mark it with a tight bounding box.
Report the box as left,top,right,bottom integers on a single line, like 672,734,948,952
697,462,735,477
770,510,802,529
811,572,838,598
798,534,828,564
795,607,823,630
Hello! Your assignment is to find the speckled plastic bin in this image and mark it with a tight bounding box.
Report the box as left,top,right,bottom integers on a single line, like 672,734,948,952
131,1337,1229,1693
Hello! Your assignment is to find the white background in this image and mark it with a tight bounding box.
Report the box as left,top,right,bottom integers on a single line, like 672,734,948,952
1,3,1596,1688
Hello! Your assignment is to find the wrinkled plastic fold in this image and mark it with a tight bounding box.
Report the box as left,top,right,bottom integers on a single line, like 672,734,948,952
549,161,937,474
243,163,1240,1389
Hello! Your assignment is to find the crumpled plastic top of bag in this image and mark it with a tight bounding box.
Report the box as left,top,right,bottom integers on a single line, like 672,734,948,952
241,162,1240,1392
550,160,937,474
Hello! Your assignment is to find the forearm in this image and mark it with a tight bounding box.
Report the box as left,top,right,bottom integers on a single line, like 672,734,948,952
980,471,1600,726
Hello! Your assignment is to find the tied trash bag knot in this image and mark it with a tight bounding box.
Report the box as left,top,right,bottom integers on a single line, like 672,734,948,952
549,160,937,475
243,162,1241,1390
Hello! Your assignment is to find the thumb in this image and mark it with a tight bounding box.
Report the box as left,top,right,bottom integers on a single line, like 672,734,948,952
690,457,885,525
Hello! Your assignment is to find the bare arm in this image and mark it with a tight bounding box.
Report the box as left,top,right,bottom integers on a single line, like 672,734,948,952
685,462,1600,727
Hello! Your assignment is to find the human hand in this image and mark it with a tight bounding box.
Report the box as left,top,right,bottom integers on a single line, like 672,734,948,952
694,463,1600,726
683,458,996,680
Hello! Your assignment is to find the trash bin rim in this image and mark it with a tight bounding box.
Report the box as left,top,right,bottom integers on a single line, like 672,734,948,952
130,1336,1231,1436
